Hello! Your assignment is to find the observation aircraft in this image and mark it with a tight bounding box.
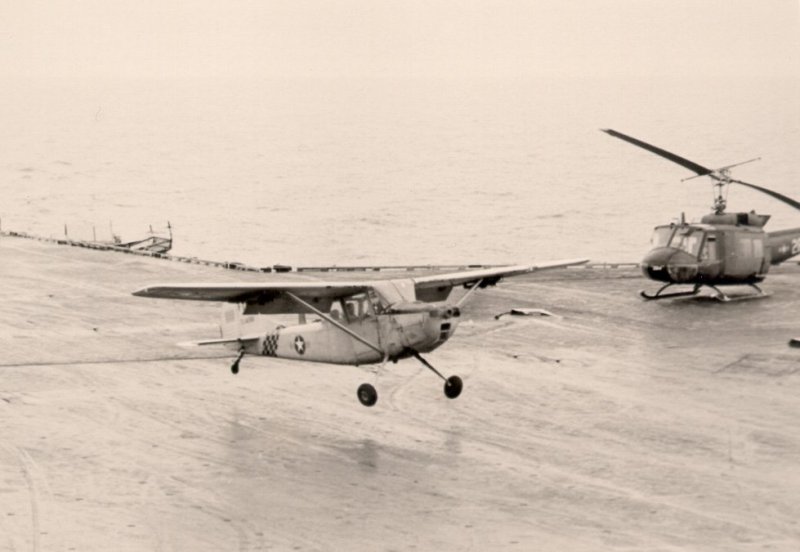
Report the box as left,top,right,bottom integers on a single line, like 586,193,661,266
603,129,800,301
134,260,588,407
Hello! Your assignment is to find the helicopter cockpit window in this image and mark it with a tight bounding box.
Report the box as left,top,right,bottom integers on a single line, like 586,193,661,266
651,227,674,248
670,230,702,257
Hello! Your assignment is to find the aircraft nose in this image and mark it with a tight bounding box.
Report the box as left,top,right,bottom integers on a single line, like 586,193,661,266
641,247,698,283
430,306,461,320
666,257,699,283
420,310,460,351
640,247,675,281
641,247,675,267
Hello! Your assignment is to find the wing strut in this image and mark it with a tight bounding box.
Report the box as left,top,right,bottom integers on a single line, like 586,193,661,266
456,278,485,308
283,292,385,357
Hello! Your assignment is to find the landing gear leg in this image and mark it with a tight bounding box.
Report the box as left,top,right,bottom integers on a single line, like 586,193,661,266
640,283,702,301
748,283,766,296
356,354,388,407
410,350,463,400
707,284,730,302
231,349,245,375
712,283,769,302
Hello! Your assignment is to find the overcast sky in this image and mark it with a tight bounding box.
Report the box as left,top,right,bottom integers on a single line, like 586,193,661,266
1,0,798,79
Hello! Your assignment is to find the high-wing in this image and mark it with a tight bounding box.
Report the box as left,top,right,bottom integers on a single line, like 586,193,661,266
412,259,589,290
409,259,588,302
132,259,588,313
132,281,369,302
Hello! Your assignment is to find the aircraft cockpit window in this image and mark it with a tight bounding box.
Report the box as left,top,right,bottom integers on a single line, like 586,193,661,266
651,227,674,247
670,230,702,257
342,294,373,321
329,301,343,321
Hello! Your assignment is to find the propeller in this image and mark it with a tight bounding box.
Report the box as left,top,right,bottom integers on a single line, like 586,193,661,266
602,128,800,214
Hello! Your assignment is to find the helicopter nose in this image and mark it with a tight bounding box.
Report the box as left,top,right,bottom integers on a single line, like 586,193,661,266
640,247,675,281
641,247,698,283
666,262,699,283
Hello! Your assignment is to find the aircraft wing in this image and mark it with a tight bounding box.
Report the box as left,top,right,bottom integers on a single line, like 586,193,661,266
407,258,589,302
412,258,589,290
133,258,588,313
133,281,368,304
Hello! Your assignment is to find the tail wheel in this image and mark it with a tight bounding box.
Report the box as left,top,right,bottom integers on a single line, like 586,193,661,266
357,383,378,407
444,375,463,399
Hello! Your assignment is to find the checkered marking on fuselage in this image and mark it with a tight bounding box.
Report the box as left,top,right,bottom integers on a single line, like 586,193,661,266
262,333,279,357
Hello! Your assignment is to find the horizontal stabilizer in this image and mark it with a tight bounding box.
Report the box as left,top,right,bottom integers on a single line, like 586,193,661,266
191,335,261,347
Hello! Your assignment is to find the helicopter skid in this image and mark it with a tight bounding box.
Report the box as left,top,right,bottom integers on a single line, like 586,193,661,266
641,283,770,302
711,290,771,303
709,283,770,303
640,288,698,301
640,283,702,301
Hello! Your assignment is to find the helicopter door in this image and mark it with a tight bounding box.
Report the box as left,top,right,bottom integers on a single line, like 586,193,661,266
700,234,718,262
730,233,766,277
698,233,722,279
752,236,768,274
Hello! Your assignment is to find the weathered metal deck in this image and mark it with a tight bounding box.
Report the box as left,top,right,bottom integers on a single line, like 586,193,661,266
1,237,799,551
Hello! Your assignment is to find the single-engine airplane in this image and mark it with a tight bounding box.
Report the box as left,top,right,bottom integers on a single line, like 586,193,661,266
133,260,587,407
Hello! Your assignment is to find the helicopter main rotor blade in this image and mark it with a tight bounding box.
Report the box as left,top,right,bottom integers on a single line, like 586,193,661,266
730,179,800,212
601,129,713,176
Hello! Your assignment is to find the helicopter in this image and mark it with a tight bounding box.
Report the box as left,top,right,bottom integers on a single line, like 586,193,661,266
602,129,800,301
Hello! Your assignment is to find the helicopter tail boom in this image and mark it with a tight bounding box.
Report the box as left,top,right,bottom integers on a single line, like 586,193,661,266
768,228,800,264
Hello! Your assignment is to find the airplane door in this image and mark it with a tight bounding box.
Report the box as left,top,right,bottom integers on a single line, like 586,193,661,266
342,293,383,363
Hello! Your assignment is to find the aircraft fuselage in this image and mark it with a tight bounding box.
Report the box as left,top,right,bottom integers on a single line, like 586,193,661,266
227,307,460,366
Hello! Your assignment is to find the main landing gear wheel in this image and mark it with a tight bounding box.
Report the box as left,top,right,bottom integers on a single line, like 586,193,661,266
407,349,464,401
231,349,245,375
444,375,463,399
357,383,378,407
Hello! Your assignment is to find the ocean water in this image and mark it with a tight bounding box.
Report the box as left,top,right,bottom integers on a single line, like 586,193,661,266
1,76,798,267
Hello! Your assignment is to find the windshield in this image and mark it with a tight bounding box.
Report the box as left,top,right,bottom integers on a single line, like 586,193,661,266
651,227,674,247
669,229,704,257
